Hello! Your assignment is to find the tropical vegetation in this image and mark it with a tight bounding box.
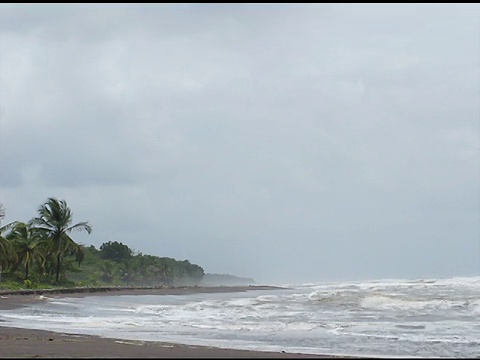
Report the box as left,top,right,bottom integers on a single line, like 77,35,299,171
0,198,205,290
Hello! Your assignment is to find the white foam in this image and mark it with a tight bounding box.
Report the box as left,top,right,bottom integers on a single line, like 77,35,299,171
1,275,480,358
360,293,469,312
135,304,172,314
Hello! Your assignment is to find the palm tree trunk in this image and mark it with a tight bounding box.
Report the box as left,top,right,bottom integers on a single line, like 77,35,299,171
25,262,29,280
56,253,61,283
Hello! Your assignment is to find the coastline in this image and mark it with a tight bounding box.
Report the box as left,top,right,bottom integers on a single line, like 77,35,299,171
0,285,340,358
0,284,287,307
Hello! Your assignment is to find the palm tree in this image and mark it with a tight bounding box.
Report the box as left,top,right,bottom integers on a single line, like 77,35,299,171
0,203,17,281
100,260,118,283
30,198,92,283
0,229,13,282
8,222,49,280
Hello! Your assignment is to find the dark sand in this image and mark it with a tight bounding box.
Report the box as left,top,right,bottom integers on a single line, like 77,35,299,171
0,286,343,358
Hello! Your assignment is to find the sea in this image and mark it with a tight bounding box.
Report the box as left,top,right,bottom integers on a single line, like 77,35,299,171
1,275,479,358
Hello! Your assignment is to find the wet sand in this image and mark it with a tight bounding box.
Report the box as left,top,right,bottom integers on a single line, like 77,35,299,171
0,286,340,358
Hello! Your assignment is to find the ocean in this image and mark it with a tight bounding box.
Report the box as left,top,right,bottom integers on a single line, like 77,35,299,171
1,275,479,358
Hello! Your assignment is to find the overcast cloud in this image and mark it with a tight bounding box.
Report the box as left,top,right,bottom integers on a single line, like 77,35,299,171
1,4,479,284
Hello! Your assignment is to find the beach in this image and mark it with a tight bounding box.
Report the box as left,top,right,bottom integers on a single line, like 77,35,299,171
0,286,335,358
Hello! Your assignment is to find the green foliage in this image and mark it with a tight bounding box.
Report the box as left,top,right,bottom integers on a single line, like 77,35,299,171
0,198,205,290
0,279,24,290
30,197,91,283
99,241,133,262
66,245,204,287
8,222,49,280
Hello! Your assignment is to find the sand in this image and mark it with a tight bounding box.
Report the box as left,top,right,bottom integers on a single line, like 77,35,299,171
0,286,340,358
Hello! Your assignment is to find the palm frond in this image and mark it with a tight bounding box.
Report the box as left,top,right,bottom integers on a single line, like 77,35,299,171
0,221,19,236
68,222,92,234
0,203,5,222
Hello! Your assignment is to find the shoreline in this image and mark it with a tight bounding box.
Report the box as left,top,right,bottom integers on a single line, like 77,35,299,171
0,284,287,297
0,285,343,358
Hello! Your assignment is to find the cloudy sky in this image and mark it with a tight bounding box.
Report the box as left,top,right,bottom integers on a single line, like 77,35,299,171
1,4,479,284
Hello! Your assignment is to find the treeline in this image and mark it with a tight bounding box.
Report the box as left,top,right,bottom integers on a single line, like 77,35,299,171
0,198,204,289
71,241,205,287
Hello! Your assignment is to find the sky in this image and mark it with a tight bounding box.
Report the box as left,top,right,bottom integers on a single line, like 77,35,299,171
0,4,479,285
